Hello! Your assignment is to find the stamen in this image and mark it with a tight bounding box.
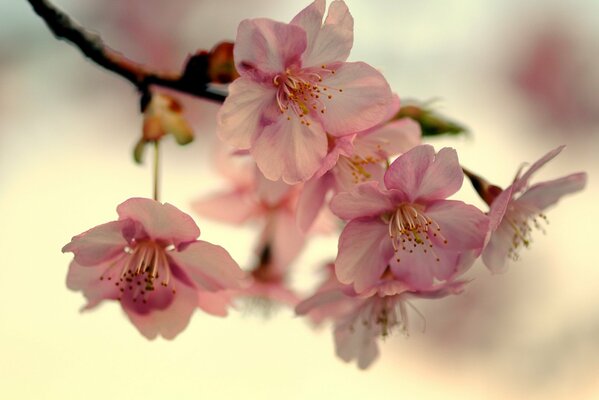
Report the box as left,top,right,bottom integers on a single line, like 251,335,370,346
386,204,446,262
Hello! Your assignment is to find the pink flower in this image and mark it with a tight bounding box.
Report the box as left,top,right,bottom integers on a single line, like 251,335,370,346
62,198,246,339
193,158,309,308
482,146,587,273
218,0,394,184
297,112,421,231
331,144,489,293
297,265,467,369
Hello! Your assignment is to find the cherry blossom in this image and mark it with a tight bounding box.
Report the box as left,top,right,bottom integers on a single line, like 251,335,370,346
63,198,246,339
297,108,421,232
482,146,587,273
297,264,468,369
217,0,394,184
331,144,489,293
193,156,310,308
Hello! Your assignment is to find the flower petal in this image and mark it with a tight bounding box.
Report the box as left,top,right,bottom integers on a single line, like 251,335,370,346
353,117,421,159
117,198,200,245
169,241,246,292
335,218,394,292
293,0,354,67
197,290,232,317
270,210,307,274
384,144,435,201
234,18,307,78
192,190,257,225
334,312,379,369
331,181,394,220
482,221,514,274
62,220,131,266
425,200,489,251
217,77,277,149
251,114,327,184
416,147,463,202
66,259,121,310
318,61,393,136
513,145,565,193
517,172,587,211
122,280,197,340
297,173,333,232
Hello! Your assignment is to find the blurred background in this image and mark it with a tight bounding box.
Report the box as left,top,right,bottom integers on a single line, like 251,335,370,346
1,0,598,398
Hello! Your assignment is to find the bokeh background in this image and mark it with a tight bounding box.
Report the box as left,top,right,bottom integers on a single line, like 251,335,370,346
1,0,598,399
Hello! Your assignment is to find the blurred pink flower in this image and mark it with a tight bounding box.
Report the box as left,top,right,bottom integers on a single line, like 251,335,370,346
297,265,467,369
482,146,587,273
217,0,394,184
193,156,315,308
63,197,246,339
331,144,489,293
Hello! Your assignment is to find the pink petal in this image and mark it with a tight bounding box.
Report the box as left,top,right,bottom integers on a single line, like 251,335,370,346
122,279,198,340
335,218,395,292
291,0,326,50
425,200,489,251
513,145,565,193
386,146,463,203
482,221,514,274
353,118,421,158
192,190,257,225
416,147,463,202
251,114,327,184
217,77,277,149
169,241,246,292
330,181,393,220
197,290,232,317
120,282,175,315
517,172,587,211
62,220,131,266
254,169,293,206
384,144,435,201
318,62,393,136
234,19,307,77
270,210,307,274
487,185,514,233
117,198,200,245
390,247,461,289
313,134,355,178
66,259,122,310
293,0,354,67
297,173,333,232
334,312,379,369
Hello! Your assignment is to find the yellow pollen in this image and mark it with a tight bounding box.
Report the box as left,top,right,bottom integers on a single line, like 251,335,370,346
386,204,447,262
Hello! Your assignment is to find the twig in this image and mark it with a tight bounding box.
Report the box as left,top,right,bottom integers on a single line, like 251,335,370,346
27,0,226,103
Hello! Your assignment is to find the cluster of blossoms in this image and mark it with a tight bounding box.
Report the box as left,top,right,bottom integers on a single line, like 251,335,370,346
61,0,587,368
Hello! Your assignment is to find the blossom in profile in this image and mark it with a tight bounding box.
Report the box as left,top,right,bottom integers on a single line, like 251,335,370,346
331,144,489,293
482,146,587,273
218,0,394,184
297,264,467,369
63,198,246,339
193,156,309,308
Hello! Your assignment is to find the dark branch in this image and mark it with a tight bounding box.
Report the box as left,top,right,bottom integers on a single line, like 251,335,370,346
27,0,226,103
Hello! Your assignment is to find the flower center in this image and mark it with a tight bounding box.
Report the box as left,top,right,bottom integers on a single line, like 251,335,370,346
100,240,176,303
337,153,384,184
273,65,342,125
386,204,447,263
505,203,548,261
348,296,410,338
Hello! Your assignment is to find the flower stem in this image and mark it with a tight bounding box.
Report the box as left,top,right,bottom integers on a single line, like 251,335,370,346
153,140,160,202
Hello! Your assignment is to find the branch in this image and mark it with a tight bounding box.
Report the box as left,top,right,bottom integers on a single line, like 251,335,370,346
27,0,226,103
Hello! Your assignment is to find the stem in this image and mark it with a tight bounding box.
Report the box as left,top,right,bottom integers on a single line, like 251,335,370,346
153,141,160,202
27,0,226,102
